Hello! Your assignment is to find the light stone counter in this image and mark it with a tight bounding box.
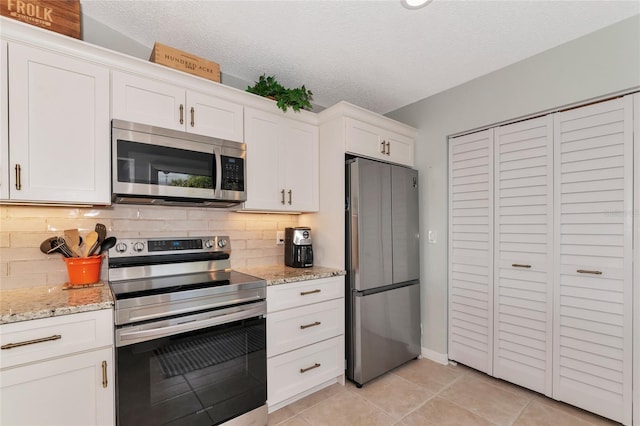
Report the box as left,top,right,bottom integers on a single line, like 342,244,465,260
237,265,345,286
0,282,113,325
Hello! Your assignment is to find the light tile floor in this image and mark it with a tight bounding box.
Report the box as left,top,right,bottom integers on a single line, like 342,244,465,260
267,358,620,426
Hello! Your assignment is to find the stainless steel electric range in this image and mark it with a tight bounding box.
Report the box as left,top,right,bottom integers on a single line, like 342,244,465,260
107,236,267,426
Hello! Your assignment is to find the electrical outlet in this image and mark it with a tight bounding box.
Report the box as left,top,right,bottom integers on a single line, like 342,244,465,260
276,231,285,245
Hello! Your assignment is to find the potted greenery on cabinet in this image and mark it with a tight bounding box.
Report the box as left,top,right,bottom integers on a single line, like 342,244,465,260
247,74,313,112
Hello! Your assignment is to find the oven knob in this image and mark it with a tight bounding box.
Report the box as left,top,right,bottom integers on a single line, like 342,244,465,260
217,239,227,248
204,239,214,248
133,242,145,252
115,242,128,253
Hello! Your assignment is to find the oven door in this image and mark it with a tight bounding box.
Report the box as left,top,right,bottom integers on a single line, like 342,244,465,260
114,302,266,426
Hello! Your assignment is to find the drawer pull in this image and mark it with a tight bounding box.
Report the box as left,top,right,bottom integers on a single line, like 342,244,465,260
102,361,108,388
300,289,321,296
1,334,62,350
300,363,321,374
577,269,602,275
512,264,531,268
300,321,321,330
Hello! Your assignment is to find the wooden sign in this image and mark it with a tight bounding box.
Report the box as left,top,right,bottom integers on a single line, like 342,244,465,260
150,42,221,83
1,0,81,39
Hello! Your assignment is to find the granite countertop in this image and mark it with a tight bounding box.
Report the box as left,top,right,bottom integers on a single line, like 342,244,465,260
0,282,114,325
236,265,346,286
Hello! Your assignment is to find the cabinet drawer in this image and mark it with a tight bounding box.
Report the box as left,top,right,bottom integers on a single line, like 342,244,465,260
267,335,344,406
0,310,113,369
267,299,344,357
267,277,344,313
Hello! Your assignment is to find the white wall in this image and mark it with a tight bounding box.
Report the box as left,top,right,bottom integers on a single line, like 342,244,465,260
386,14,640,358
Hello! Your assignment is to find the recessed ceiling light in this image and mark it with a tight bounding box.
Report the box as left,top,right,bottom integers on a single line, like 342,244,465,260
401,0,433,9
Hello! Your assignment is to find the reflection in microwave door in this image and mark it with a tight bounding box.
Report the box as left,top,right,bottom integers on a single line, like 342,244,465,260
158,171,213,189
117,158,135,183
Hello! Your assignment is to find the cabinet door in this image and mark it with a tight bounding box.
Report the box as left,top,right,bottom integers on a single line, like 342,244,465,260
345,118,385,161
384,131,414,167
8,44,110,204
112,71,185,131
243,107,282,210
280,118,319,212
448,129,494,375
0,347,114,426
187,91,244,142
493,116,553,396
553,96,633,424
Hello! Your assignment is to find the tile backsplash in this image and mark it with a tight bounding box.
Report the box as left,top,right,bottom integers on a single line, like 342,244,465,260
0,205,298,290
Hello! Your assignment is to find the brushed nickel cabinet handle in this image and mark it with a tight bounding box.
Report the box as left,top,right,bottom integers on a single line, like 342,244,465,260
1,334,61,350
380,140,386,154
386,141,391,155
300,321,321,330
190,107,195,127
288,189,292,205
179,104,184,124
577,269,602,275
512,264,531,268
14,164,21,190
300,363,321,373
281,189,285,205
102,361,108,388
300,289,321,296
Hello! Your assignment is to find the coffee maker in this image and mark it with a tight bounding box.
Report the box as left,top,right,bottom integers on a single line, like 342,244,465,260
284,227,313,268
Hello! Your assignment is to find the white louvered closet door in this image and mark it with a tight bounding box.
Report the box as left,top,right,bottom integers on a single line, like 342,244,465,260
448,129,494,375
553,96,633,425
493,116,553,396
633,93,639,426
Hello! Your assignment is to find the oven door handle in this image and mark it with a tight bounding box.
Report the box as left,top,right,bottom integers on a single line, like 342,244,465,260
116,302,264,346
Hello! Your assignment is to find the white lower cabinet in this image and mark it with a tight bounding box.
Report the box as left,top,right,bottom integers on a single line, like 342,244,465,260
266,277,345,411
448,94,635,425
0,310,114,426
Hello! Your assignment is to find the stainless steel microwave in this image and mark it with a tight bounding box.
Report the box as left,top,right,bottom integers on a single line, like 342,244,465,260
111,120,246,207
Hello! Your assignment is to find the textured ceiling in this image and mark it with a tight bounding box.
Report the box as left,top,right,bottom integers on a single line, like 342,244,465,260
80,0,639,114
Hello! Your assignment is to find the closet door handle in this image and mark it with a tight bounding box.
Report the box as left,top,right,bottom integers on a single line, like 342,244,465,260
280,189,285,205
512,264,531,268
14,164,22,190
577,269,602,275
190,107,195,127
179,104,184,124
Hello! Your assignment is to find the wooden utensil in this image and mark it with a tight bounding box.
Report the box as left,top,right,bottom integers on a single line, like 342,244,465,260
84,231,99,257
63,229,83,257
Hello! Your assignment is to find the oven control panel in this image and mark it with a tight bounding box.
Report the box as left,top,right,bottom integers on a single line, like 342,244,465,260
109,236,230,258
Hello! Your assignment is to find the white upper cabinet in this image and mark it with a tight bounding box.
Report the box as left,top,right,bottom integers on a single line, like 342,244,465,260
112,71,244,142
493,115,554,397
346,117,414,166
243,107,318,212
3,43,110,204
552,96,633,425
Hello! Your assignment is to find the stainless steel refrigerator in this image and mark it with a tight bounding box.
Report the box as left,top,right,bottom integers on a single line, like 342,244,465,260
345,157,421,387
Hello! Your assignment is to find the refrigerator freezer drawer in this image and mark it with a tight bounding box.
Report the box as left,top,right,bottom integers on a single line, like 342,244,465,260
351,282,420,385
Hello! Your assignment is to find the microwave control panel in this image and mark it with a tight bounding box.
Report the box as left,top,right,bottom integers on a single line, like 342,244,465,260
221,155,245,191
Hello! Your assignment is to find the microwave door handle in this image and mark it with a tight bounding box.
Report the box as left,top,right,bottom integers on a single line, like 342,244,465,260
214,146,222,198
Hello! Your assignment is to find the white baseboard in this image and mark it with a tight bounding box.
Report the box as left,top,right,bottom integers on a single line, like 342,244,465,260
420,347,449,365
